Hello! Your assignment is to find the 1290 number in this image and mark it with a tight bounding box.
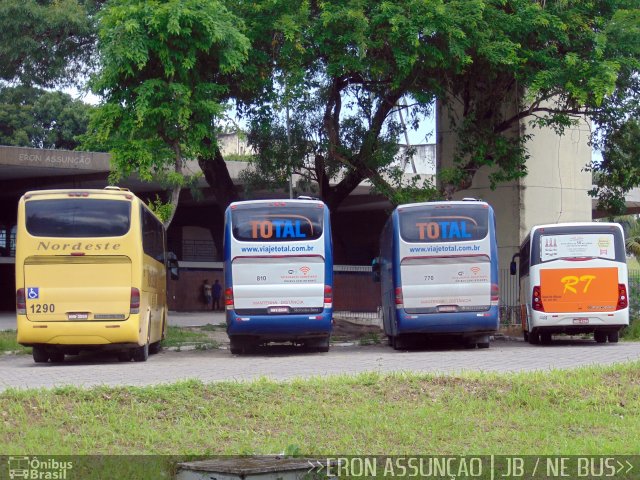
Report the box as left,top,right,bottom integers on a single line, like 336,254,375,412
30,303,55,313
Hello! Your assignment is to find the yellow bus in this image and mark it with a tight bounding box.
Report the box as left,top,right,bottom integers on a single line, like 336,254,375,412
15,187,178,363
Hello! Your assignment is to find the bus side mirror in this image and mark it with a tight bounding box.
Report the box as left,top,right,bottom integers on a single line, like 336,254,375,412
372,257,381,283
510,252,520,276
167,252,179,280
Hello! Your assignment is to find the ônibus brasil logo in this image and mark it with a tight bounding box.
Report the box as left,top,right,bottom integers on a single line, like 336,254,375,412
7,456,73,480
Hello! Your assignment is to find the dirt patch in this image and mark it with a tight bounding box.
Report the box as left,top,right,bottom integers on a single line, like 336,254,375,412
179,319,385,347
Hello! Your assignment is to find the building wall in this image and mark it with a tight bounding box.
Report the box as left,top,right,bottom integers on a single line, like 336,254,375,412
167,266,380,312
436,96,593,270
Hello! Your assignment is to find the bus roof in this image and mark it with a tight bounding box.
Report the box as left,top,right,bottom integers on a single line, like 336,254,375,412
228,198,327,209
22,187,135,200
529,222,623,232
395,199,490,211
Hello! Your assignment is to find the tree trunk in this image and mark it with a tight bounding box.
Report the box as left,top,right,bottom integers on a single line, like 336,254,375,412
198,144,241,212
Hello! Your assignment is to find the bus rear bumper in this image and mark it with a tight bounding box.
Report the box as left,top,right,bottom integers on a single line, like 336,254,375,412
528,310,629,334
395,308,499,335
226,310,333,341
16,314,142,346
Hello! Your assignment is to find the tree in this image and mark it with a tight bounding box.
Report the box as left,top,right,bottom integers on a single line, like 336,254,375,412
0,0,98,88
83,0,252,228
234,0,640,208
0,86,93,149
591,119,640,214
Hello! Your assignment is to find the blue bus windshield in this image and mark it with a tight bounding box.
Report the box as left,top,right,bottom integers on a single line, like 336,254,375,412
231,204,324,242
398,204,488,243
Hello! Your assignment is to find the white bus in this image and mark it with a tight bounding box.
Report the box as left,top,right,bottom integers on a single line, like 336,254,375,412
223,198,333,354
511,222,629,344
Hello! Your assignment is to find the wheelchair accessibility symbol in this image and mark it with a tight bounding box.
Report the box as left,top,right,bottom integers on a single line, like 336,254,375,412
27,288,39,300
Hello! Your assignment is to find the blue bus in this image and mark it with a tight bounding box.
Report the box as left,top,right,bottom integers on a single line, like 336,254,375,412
373,200,499,349
223,198,333,353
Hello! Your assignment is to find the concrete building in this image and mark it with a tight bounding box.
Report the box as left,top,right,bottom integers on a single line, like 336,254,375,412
437,101,594,270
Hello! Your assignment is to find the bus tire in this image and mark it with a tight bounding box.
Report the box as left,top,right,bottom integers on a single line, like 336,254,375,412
392,335,405,350
608,330,619,343
540,332,552,345
32,346,49,363
594,331,607,343
229,337,243,355
133,334,150,362
149,341,162,354
118,350,132,362
49,351,64,363
523,330,529,342
528,330,540,345
307,337,330,353
477,341,490,349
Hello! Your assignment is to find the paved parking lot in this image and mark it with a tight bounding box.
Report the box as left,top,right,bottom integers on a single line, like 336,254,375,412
1,333,639,391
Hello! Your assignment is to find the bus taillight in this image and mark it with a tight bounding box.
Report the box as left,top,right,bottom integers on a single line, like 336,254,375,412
395,287,404,308
324,285,333,307
225,287,234,309
532,285,544,312
491,283,500,306
16,288,26,315
130,287,140,314
617,284,628,310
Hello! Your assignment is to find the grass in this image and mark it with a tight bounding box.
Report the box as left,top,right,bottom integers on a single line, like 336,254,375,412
0,330,30,354
622,320,640,340
1,363,639,457
162,325,219,349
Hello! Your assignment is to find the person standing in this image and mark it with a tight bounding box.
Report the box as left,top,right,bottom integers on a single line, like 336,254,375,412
212,279,223,311
202,279,213,310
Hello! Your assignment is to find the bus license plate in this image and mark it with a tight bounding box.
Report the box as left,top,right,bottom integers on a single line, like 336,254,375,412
268,306,290,314
573,318,589,324
68,312,89,320
438,306,458,313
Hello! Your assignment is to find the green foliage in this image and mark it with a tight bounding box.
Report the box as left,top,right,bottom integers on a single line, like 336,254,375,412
0,86,93,149
590,119,640,215
235,0,640,208
83,0,251,215
0,0,96,88
147,196,174,224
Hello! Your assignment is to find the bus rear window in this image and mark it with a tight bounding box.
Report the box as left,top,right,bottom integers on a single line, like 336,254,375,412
399,205,489,243
539,233,617,262
231,205,323,242
26,199,131,237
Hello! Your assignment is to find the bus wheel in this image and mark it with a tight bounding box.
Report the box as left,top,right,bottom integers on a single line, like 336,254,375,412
523,330,529,342
594,331,607,343
49,351,64,363
392,335,405,350
540,332,552,345
118,350,132,362
229,337,243,355
608,330,620,343
132,335,150,362
528,330,540,345
149,341,162,354
307,337,330,353
32,346,49,363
